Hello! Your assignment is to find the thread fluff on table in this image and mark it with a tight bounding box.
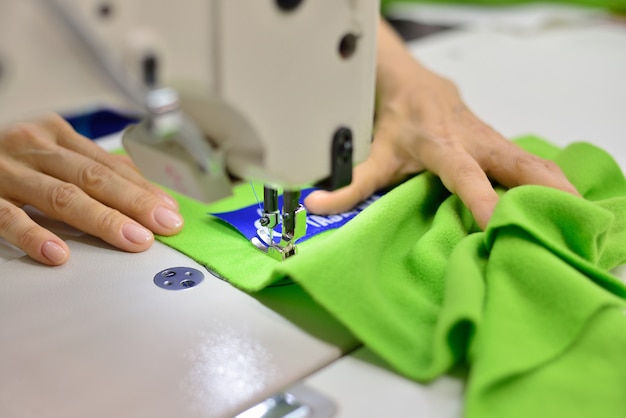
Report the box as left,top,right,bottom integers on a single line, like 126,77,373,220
158,136,626,418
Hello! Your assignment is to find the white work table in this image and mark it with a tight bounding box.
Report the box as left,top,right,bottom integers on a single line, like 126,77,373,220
1,6,626,418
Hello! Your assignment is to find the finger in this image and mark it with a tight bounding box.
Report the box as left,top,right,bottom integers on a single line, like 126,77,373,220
422,143,500,230
482,140,580,197
41,114,179,209
102,154,180,210
33,147,183,237
305,143,398,215
0,199,70,265
11,172,157,253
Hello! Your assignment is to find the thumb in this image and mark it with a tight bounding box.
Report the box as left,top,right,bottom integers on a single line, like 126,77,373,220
305,143,397,215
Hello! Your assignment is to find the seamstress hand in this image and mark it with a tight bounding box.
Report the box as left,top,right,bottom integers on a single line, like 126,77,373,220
305,18,579,230
0,113,183,265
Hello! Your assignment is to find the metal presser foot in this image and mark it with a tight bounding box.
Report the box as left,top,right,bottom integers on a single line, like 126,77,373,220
254,185,307,261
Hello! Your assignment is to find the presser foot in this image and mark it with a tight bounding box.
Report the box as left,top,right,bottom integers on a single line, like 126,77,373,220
254,186,307,261
253,204,306,261
253,239,298,261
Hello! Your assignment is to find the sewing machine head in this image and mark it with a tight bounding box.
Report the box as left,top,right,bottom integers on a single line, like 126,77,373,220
0,0,379,259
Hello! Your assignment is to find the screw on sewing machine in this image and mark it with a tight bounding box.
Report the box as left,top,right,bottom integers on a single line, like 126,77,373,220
96,2,113,19
339,33,358,59
275,0,304,12
335,127,353,164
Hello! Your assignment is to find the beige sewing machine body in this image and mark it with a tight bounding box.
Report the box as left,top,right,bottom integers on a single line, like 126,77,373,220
1,2,626,417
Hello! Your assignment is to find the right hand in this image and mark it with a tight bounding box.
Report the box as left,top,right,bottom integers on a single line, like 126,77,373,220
0,113,184,265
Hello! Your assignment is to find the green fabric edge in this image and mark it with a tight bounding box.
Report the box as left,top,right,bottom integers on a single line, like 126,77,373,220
381,0,626,13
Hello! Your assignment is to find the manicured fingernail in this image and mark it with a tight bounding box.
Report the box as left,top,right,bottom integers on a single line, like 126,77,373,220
122,223,153,244
154,206,183,230
42,241,68,264
158,193,179,210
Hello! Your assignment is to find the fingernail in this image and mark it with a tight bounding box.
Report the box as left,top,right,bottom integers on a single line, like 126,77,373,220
154,206,184,230
122,223,153,244
42,241,68,264
158,193,179,210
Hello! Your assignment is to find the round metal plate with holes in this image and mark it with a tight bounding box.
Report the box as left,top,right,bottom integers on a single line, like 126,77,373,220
154,267,204,291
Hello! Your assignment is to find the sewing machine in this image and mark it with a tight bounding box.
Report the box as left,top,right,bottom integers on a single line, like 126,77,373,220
0,0,379,259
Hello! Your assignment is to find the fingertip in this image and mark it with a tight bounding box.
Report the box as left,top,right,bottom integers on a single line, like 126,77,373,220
472,203,495,231
40,240,70,266
304,189,359,215
303,190,333,214
121,222,155,251
459,187,498,231
564,182,582,199
153,206,184,235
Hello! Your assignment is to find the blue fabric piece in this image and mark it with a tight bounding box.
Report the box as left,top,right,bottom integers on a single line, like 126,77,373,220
210,187,382,245
64,108,139,139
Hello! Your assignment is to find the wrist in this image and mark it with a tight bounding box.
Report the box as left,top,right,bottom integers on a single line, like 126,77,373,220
375,18,441,96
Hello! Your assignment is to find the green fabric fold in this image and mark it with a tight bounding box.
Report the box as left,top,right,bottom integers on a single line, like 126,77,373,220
157,136,626,417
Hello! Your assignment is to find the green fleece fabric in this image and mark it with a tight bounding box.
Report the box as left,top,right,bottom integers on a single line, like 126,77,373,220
381,0,626,13
157,136,626,417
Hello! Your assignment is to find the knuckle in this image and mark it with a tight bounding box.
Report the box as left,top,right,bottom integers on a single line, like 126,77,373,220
541,159,562,173
128,192,157,215
105,154,138,174
515,154,554,172
2,123,39,144
0,206,45,253
41,112,65,125
40,112,71,132
470,122,497,139
444,157,486,192
48,183,83,212
438,76,458,92
453,157,482,180
429,133,464,153
433,126,453,143
93,208,122,233
78,163,113,191
1,121,56,153
0,205,22,232
353,183,373,205
17,224,43,251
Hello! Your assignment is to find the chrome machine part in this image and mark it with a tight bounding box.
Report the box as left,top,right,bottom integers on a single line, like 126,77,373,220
256,186,307,261
234,383,336,418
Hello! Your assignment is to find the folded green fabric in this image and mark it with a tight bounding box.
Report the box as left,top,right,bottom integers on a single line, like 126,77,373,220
381,0,626,13
157,136,626,417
